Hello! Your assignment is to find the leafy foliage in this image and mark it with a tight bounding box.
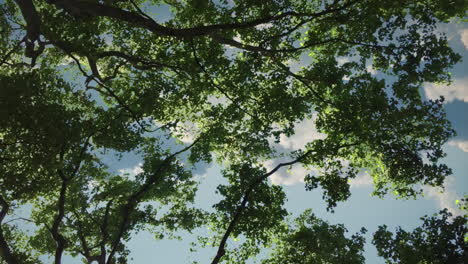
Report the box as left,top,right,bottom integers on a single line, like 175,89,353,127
373,207,468,264
262,209,367,264
0,0,467,263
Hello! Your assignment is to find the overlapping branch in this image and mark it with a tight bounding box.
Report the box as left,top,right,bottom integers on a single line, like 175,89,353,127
50,135,93,264
210,141,358,263
44,0,362,38
210,150,313,264
105,138,200,264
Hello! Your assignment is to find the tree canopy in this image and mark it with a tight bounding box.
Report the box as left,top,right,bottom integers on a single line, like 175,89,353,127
373,208,467,264
0,0,467,263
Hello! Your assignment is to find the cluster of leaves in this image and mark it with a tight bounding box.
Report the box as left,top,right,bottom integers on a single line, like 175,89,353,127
262,209,367,264
0,0,467,263
373,206,468,264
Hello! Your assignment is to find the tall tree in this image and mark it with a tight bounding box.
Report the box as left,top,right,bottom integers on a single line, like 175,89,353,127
373,202,468,264
0,0,466,263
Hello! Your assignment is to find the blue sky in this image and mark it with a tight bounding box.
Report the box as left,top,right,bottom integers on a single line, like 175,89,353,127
9,4,465,263
86,20,468,264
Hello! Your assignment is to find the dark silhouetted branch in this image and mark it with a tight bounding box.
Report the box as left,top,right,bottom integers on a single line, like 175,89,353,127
106,138,200,264
0,195,20,264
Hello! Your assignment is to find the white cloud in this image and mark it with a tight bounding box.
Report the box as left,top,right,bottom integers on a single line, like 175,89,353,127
224,34,245,50
88,163,144,190
265,115,327,185
269,114,327,151
448,140,468,152
176,132,195,143
265,158,373,187
207,95,228,106
336,56,351,66
233,34,242,43
119,163,143,180
423,176,463,217
459,28,468,49
168,121,198,143
265,159,314,185
58,56,74,66
255,23,273,30
424,77,468,103
366,64,377,75
87,180,100,190
349,172,373,188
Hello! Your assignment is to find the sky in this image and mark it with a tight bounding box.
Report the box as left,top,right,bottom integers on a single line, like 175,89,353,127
7,3,467,263
82,18,468,264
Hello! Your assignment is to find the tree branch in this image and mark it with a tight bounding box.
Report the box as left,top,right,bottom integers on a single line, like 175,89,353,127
0,37,26,67
53,48,155,133
70,208,101,264
0,195,20,264
51,174,69,264
13,0,45,62
210,141,358,263
274,61,331,105
189,39,259,119
13,0,40,40
210,150,313,264
98,200,113,264
45,0,358,38
96,50,184,73
214,35,338,54
105,138,200,264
